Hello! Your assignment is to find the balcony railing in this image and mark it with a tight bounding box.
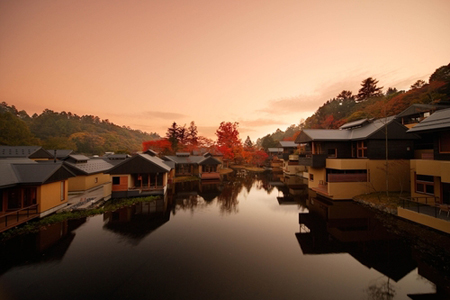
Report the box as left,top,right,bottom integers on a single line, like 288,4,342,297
400,197,449,221
0,204,39,233
328,173,367,182
297,154,327,168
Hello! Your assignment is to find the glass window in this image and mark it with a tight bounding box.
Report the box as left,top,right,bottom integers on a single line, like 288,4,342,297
415,174,434,195
112,177,120,185
357,141,367,158
439,132,450,153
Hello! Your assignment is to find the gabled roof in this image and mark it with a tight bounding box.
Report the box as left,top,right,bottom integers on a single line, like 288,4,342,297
296,116,413,143
0,159,75,187
396,103,450,118
15,162,75,184
46,149,74,160
63,158,115,175
407,108,450,133
108,154,172,175
0,146,53,159
279,141,297,148
197,156,221,165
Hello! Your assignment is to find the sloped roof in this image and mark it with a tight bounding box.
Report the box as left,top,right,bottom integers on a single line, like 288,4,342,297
46,149,73,160
407,107,450,133
268,148,283,153
0,146,53,159
108,154,172,174
64,158,114,175
197,156,221,165
279,141,297,148
0,160,75,187
296,116,406,143
14,162,75,184
396,103,450,118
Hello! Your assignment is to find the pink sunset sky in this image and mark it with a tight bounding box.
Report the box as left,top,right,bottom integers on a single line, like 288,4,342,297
1,0,449,142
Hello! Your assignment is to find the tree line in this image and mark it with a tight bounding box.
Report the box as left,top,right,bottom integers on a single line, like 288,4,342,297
143,121,268,167
258,63,450,148
0,104,160,154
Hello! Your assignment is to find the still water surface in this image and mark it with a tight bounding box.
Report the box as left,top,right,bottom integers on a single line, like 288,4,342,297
0,171,449,300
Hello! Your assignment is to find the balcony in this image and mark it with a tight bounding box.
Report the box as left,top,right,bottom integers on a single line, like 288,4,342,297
0,204,39,233
297,154,327,168
398,198,450,234
328,173,367,182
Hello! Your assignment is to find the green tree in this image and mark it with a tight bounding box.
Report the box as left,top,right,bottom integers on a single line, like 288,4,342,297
357,77,383,102
410,80,426,90
260,134,278,151
0,112,36,145
429,63,450,83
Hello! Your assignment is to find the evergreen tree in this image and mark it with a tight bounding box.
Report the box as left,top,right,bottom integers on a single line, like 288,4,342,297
357,77,383,102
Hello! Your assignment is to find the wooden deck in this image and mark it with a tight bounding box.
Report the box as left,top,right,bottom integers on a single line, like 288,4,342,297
311,184,330,197
0,205,39,233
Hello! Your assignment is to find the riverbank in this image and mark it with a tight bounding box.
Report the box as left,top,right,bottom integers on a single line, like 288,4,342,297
353,192,408,215
229,165,265,172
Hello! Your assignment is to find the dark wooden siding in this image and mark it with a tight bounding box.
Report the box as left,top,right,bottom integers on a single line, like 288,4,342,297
367,140,414,159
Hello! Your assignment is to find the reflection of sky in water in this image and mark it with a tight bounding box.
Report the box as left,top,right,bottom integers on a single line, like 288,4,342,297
0,176,439,300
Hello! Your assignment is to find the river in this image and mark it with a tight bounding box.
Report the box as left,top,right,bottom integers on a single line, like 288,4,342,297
0,170,449,300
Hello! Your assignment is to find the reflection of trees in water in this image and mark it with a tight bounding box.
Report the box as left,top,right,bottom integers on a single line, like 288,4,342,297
216,181,242,214
173,194,213,215
172,170,277,215
365,277,396,300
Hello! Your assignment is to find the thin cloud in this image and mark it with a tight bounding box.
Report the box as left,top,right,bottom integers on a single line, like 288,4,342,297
239,118,287,127
142,111,187,120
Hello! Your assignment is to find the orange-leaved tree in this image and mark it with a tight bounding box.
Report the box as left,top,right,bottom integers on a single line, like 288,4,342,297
142,139,173,155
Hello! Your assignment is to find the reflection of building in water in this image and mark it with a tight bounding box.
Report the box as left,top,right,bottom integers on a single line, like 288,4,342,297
297,196,416,283
198,182,222,202
409,248,450,299
0,218,85,276
276,176,309,206
103,197,170,245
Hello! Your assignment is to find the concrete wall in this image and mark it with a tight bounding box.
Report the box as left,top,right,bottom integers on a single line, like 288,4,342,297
398,208,450,234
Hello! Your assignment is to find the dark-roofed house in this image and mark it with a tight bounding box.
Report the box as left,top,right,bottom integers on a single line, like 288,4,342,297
0,159,75,232
279,141,304,176
164,152,222,180
62,155,114,200
107,154,173,198
46,149,74,160
295,117,417,200
395,103,450,129
397,108,450,234
0,146,53,160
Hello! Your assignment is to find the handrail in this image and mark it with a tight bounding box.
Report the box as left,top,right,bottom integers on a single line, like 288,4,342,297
1,204,39,229
400,197,448,220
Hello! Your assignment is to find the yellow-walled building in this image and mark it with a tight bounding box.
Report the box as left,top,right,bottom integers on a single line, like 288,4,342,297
296,117,417,200
0,159,75,232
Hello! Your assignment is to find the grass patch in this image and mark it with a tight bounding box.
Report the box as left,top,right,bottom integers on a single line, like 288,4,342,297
0,196,158,242
219,168,234,174
173,176,199,183
354,192,409,210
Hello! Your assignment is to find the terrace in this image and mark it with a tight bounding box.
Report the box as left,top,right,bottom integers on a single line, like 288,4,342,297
0,204,39,233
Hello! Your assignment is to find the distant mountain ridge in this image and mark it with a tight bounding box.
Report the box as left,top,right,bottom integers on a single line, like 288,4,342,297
0,103,160,155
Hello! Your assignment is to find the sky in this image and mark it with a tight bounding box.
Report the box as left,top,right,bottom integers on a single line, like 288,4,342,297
1,0,449,143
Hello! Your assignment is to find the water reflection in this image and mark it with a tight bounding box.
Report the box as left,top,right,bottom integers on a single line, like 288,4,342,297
297,193,450,299
1,171,449,300
103,197,170,245
0,218,85,276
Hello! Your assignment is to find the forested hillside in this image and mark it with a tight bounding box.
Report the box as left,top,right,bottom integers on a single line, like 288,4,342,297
0,104,160,154
258,63,450,148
